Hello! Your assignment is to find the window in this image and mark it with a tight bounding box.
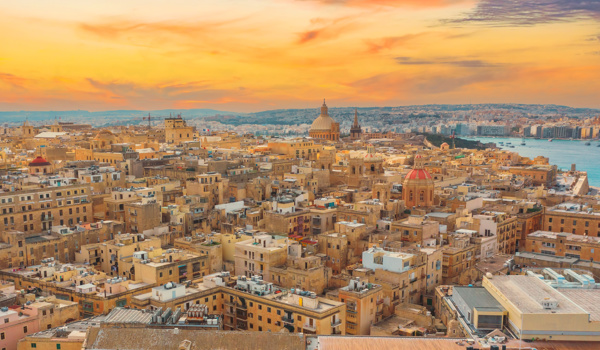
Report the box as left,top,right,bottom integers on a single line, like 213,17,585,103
56,345,61,350
0,332,4,339
23,326,28,333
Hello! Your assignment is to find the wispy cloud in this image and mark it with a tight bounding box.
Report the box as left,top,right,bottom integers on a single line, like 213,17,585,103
296,16,357,44
300,0,466,8
0,73,29,88
86,79,254,106
79,18,249,39
395,56,500,67
364,33,430,53
444,0,600,26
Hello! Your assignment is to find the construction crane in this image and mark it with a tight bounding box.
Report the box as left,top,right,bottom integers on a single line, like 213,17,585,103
133,114,165,128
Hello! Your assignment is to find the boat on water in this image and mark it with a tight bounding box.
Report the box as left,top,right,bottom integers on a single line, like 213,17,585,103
585,142,591,146
506,142,512,145
521,139,526,145
548,139,553,142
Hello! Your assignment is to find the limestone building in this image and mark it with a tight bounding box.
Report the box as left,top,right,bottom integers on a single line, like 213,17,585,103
165,115,195,145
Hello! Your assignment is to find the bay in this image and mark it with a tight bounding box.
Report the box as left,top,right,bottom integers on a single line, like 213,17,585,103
465,136,600,187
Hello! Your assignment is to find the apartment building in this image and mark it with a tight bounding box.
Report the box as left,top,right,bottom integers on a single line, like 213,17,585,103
264,198,311,237
441,234,476,285
0,184,93,235
270,242,327,295
123,198,161,234
186,173,224,209
234,234,287,283
165,116,195,145
131,272,345,335
0,221,124,269
362,246,429,305
523,231,600,261
0,263,155,318
332,278,384,335
543,203,600,237
391,215,440,245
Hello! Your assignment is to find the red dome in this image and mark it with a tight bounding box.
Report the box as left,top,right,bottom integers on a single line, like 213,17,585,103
415,155,422,159
405,169,432,180
29,156,50,166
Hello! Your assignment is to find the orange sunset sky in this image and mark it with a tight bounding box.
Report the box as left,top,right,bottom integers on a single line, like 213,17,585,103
1,0,599,112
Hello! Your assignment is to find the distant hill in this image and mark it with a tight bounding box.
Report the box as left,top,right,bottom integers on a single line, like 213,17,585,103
0,109,243,126
1,103,598,127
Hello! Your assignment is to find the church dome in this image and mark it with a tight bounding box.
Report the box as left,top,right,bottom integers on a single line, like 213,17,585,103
310,100,336,131
311,115,336,131
405,169,432,180
29,156,50,166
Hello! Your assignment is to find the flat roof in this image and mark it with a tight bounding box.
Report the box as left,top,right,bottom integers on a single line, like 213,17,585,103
556,289,600,322
453,286,505,313
486,275,587,315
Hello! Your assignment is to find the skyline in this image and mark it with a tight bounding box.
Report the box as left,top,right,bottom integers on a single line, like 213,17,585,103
1,0,600,112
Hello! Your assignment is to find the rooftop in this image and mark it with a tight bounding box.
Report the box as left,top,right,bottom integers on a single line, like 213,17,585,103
485,275,587,315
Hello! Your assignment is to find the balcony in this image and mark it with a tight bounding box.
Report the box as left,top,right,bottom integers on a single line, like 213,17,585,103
41,215,54,221
225,308,235,317
376,299,384,305
235,303,247,310
282,316,294,324
303,324,317,333
331,319,342,327
409,277,418,284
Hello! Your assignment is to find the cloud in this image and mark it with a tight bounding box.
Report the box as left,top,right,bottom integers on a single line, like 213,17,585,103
395,56,500,67
296,16,357,44
78,18,248,39
364,33,430,53
0,73,29,88
444,0,600,26
300,0,465,8
86,79,254,106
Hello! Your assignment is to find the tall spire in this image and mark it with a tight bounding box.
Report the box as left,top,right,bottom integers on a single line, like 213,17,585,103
353,108,359,128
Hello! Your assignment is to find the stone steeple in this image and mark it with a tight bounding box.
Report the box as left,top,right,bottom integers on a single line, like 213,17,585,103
350,108,362,140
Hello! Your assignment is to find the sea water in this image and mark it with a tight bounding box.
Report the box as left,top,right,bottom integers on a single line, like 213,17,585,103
467,137,600,187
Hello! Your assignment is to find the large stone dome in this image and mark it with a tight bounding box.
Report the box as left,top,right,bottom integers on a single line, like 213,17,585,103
310,100,336,131
311,115,336,131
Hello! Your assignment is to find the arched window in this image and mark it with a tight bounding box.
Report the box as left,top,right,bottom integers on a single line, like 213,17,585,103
409,190,413,201
420,191,425,202
371,165,375,172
